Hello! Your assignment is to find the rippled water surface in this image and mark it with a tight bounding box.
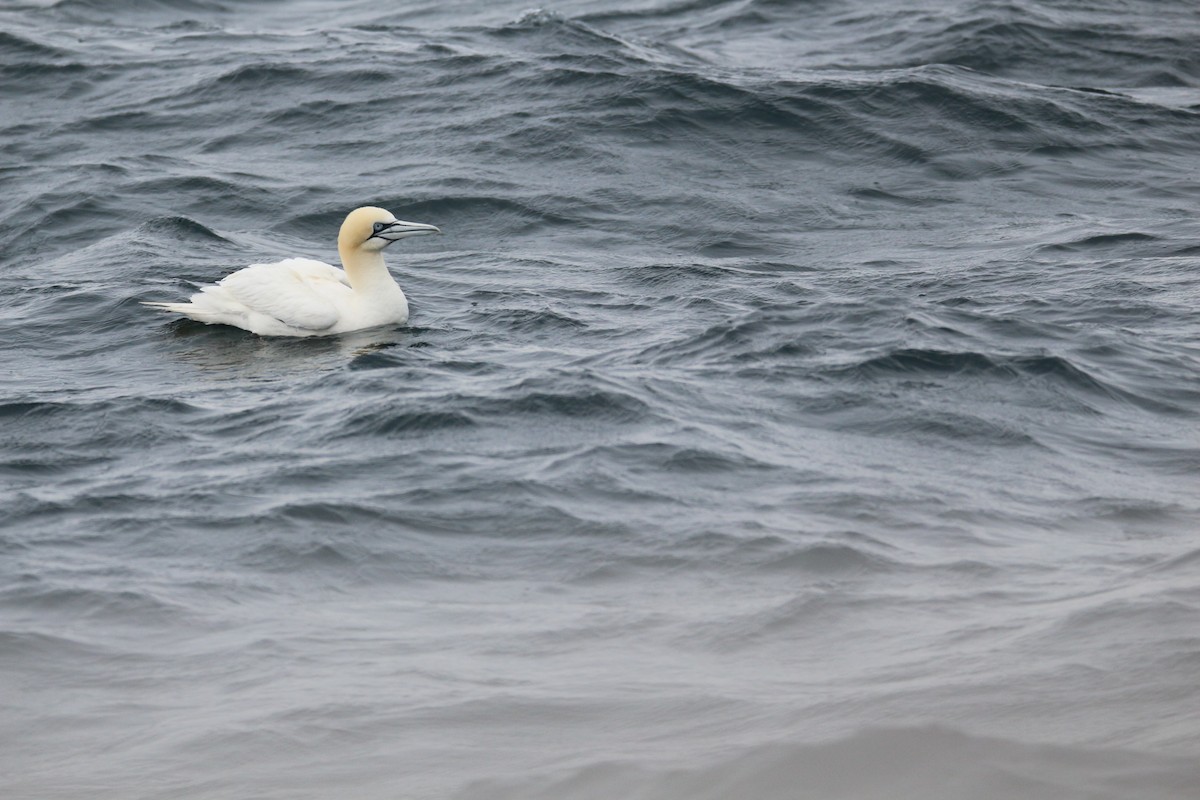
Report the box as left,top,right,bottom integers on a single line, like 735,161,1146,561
2,1,1200,798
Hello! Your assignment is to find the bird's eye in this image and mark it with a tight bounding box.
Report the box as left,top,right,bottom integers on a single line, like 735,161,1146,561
372,222,385,233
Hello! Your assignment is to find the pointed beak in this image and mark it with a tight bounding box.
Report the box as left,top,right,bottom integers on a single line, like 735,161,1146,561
375,219,441,242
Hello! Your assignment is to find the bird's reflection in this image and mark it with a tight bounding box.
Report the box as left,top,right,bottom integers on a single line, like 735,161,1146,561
161,318,410,380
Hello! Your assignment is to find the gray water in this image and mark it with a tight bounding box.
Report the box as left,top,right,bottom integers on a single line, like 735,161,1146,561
2,1,1200,798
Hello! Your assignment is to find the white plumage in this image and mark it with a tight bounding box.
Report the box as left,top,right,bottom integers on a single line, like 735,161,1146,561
145,206,440,337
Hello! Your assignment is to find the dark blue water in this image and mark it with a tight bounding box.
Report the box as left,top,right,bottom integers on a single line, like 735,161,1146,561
3,1,1200,798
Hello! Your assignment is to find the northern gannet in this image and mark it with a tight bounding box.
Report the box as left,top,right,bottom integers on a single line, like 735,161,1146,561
144,206,440,336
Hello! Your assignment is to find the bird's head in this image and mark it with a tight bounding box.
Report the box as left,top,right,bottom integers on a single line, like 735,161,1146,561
339,206,441,254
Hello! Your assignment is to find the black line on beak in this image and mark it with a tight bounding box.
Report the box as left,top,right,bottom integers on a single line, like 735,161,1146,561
367,221,400,241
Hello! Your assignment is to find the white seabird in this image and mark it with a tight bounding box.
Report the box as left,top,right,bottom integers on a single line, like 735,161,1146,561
144,206,440,336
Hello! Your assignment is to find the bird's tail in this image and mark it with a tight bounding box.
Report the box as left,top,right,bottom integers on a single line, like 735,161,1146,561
141,300,227,324
142,301,191,313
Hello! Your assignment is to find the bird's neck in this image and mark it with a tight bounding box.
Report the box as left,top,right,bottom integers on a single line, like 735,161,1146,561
339,245,394,292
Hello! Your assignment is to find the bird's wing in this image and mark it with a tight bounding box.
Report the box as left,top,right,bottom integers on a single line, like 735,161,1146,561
214,258,347,331
283,258,353,288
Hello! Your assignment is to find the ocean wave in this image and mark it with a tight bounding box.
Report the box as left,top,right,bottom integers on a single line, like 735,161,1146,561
752,540,902,575
455,725,1200,800
64,14,1160,180
834,409,1041,448
587,0,1200,89
47,0,234,16
496,7,642,56
0,60,93,92
1038,231,1160,253
847,347,1094,387
566,441,773,474
837,347,1191,414
136,214,229,242
474,307,588,332
331,406,476,438
238,539,364,572
0,30,71,59
439,57,1178,172
890,13,1200,88
0,581,186,622
478,386,650,422
635,312,814,366
0,396,199,421
0,629,114,661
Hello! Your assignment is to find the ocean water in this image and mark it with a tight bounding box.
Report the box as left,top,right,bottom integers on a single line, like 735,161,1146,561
2,0,1199,797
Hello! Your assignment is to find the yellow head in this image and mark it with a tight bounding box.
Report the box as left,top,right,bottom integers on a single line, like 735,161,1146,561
338,206,441,254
